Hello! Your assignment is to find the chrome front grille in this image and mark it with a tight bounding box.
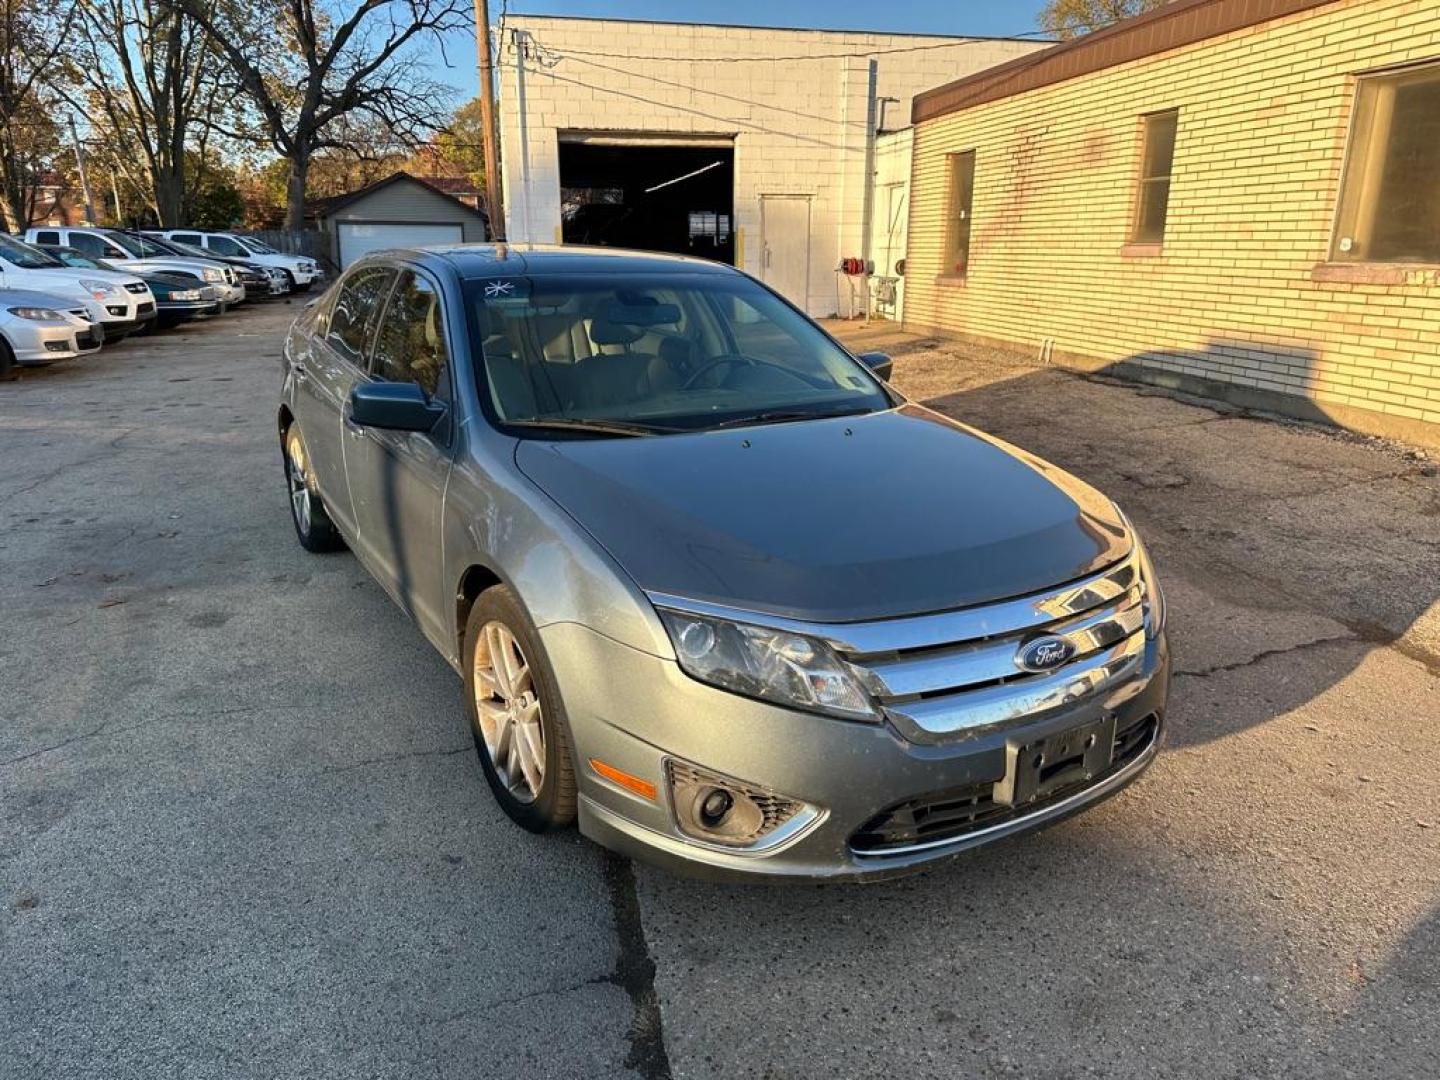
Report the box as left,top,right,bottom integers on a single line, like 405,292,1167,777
838,553,1148,743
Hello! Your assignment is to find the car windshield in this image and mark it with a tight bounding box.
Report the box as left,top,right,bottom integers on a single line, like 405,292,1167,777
107,231,170,258
45,248,114,271
466,273,890,434
169,239,218,259
0,233,65,269
238,236,276,254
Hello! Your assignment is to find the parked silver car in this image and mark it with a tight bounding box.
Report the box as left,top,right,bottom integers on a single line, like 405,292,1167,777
279,245,1169,880
0,287,101,377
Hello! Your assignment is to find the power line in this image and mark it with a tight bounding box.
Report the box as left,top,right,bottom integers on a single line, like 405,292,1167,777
547,29,1057,64
563,53,869,131
526,65,855,152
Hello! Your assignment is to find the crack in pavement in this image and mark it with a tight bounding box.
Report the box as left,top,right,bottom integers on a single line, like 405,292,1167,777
0,702,282,769
1174,632,1360,680
603,852,672,1080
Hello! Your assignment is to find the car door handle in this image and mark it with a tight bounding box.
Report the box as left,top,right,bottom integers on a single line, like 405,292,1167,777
290,363,309,383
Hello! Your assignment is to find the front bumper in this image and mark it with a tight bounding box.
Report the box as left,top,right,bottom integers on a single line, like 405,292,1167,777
542,621,1170,882
156,300,221,322
5,319,82,364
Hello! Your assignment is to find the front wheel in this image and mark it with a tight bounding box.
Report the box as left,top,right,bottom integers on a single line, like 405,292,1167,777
283,424,344,552
463,586,578,832
0,339,15,381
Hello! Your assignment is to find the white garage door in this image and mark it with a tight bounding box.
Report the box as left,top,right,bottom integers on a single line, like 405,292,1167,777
336,222,464,268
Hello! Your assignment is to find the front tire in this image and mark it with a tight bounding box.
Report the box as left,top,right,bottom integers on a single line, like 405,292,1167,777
283,424,344,552
0,339,15,381
463,586,578,832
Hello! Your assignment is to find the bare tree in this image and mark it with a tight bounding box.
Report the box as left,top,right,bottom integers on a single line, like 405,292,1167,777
1038,0,1172,40
69,0,236,226
176,0,470,230
0,0,81,231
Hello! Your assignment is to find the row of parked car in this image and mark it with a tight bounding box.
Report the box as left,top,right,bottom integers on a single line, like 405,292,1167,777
0,227,325,379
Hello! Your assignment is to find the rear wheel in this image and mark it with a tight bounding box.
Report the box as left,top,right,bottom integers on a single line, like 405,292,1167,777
463,586,578,832
283,424,343,552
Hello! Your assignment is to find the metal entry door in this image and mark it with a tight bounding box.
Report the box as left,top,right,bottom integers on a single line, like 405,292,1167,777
760,196,811,308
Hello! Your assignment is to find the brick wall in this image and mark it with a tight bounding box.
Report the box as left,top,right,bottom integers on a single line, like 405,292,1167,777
497,16,1042,315
904,0,1440,443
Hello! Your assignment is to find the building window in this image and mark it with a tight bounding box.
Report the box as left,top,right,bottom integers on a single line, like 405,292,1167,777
1333,63,1440,264
1131,109,1178,246
943,151,975,276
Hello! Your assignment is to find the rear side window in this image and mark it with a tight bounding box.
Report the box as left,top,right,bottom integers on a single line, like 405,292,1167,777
171,233,202,245
370,271,448,397
33,230,60,246
325,266,396,367
68,232,109,258
207,235,247,257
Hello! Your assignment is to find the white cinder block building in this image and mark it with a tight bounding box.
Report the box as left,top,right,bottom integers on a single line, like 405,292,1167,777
497,16,1044,316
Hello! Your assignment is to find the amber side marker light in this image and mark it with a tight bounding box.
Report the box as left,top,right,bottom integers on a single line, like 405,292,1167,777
589,759,658,801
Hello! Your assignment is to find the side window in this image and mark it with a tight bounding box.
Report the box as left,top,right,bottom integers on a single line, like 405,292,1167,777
1132,109,1179,246
208,235,246,257
370,271,448,398
943,150,976,276
171,232,202,245
34,230,60,246
68,232,108,257
324,266,396,368
1333,62,1440,263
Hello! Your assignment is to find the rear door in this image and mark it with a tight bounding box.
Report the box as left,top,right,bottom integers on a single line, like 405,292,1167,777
342,267,456,645
293,264,396,539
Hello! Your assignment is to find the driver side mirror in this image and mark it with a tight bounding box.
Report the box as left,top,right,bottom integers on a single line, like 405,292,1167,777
857,351,893,382
348,381,446,433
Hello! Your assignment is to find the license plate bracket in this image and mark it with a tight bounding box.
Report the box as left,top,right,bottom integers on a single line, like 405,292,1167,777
993,715,1117,807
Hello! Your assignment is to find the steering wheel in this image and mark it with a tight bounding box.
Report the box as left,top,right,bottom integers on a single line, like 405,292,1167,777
679,353,808,391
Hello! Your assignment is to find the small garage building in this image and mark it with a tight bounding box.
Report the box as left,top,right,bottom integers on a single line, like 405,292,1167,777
313,172,489,268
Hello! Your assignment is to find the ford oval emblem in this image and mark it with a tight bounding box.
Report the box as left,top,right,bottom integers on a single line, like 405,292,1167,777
1016,635,1076,674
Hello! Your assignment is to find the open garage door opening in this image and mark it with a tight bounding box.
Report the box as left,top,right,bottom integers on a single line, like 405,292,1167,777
559,139,735,265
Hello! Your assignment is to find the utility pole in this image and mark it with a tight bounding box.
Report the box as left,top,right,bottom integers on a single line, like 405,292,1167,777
473,0,505,240
69,116,96,225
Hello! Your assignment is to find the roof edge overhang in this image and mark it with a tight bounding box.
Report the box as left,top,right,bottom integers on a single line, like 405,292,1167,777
912,0,1343,125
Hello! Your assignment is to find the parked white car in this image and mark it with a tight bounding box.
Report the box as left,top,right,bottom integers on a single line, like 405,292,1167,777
24,227,246,307
0,287,102,377
153,230,322,290
0,234,156,340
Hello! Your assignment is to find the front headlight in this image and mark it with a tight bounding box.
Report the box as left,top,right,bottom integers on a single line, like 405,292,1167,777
8,306,64,320
657,608,876,720
79,278,119,298
201,268,223,282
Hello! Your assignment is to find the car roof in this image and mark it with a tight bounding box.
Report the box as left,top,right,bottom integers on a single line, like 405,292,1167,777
372,243,739,281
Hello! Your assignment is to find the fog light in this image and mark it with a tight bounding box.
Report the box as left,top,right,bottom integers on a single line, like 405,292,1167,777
698,787,734,829
667,759,811,849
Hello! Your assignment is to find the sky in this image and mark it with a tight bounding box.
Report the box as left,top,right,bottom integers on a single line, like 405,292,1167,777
435,0,1051,98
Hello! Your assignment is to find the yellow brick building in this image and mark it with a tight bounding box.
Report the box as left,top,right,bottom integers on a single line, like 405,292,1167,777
904,0,1440,446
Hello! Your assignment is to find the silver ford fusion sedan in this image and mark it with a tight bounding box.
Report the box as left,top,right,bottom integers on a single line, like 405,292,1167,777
279,244,1169,881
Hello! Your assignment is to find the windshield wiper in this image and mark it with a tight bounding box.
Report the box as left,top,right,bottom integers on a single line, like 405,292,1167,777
706,407,873,432
505,417,674,438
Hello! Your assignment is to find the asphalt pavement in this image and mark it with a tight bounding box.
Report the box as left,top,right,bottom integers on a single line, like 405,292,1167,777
2,304,1436,1079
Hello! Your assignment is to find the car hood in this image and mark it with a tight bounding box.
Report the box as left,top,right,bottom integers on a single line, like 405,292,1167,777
22,267,143,289
514,405,1131,623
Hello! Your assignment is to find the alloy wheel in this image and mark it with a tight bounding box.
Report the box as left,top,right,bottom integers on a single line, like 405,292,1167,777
473,620,546,803
287,436,313,534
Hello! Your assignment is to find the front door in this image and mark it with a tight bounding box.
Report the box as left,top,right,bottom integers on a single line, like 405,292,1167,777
342,268,455,647
760,196,812,310
297,264,396,539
